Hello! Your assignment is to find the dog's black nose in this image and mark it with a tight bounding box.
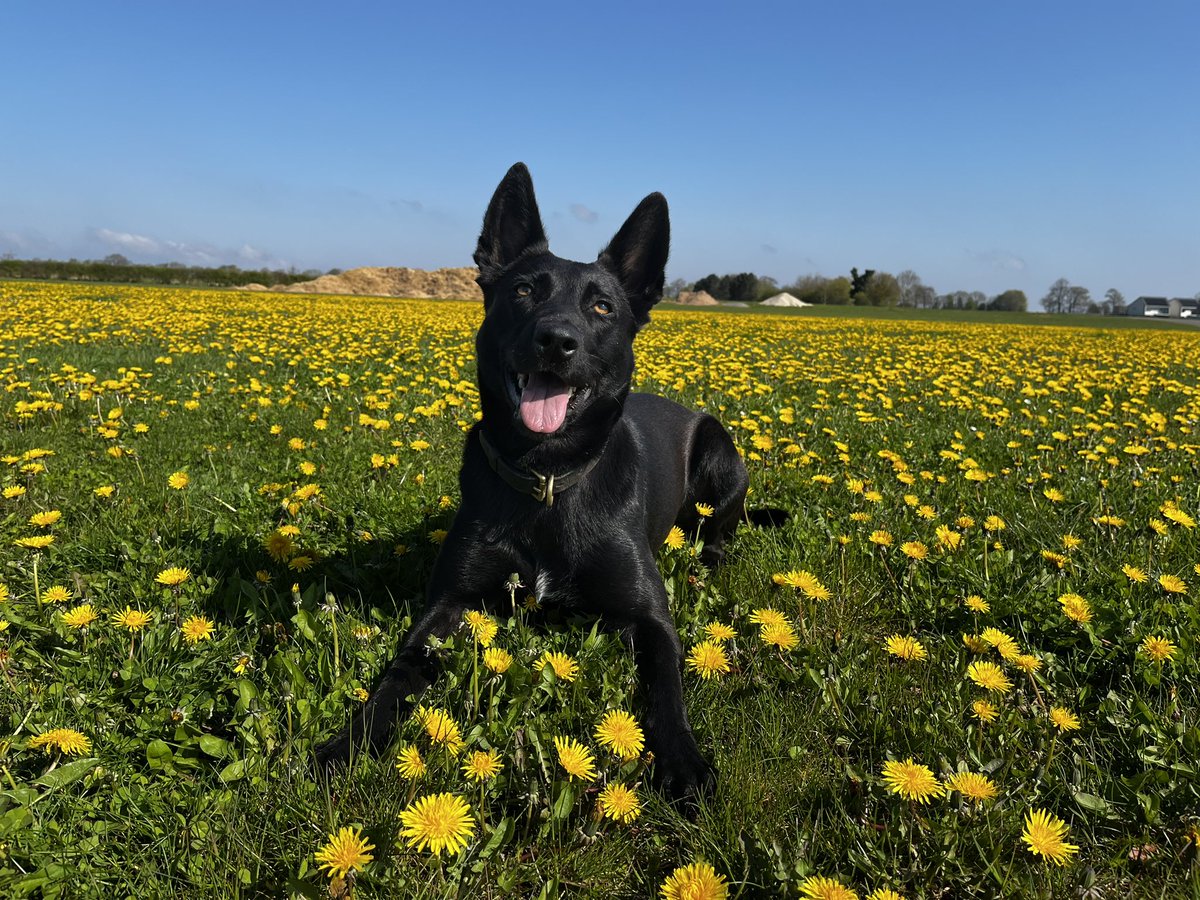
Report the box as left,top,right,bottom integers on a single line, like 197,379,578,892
533,321,579,359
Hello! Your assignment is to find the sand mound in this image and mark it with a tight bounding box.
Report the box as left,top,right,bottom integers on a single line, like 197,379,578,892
761,292,810,308
675,290,719,306
271,267,483,300
235,283,269,291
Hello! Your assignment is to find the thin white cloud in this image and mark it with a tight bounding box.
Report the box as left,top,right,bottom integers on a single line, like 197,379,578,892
569,203,599,224
90,228,289,269
969,249,1027,272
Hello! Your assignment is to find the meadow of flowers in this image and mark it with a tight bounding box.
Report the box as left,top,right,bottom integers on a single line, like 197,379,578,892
1,281,1198,898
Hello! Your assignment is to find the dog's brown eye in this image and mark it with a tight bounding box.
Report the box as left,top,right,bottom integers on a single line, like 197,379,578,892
515,283,532,298
593,300,613,315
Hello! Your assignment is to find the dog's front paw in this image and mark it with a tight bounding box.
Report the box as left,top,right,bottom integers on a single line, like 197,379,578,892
313,730,355,776
651,738,717,812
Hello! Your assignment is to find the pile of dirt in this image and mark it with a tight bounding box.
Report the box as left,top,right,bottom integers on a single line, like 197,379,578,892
675,290,720,306
269,267,483,300
235,283,269,291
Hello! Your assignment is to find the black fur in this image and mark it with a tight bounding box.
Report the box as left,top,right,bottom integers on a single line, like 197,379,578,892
315,163,754,805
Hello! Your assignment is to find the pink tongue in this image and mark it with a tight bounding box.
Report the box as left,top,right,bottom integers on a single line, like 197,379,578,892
520,372,572,433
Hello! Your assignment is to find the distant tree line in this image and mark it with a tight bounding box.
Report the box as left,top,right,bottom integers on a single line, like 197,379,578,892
670,267,1035,312
0,253,327,288
669,267,1157,317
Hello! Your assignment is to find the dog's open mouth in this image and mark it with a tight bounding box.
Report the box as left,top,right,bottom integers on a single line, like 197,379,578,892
512,371,588,434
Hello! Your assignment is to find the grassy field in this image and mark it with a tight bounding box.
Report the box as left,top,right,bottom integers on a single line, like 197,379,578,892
1,281,1198,898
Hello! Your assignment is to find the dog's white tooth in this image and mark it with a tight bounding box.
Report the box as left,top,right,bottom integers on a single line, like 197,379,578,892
517,374,527,390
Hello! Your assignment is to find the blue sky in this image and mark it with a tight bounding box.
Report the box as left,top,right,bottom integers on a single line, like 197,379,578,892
3,1,1198,301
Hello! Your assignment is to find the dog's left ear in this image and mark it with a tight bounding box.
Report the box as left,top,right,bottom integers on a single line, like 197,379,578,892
598,193,670,329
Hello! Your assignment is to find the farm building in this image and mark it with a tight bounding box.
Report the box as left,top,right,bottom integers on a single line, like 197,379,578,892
1168,297,1198,318
1127,296,1170,317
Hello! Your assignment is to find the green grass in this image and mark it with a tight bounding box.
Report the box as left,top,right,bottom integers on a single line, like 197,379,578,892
1,281,1199,898
660,299,1200,330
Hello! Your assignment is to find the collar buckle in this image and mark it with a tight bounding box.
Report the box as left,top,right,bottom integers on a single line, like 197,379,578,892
531,471,556,507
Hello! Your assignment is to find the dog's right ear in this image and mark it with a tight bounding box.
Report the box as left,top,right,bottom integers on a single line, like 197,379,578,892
474,163,548,287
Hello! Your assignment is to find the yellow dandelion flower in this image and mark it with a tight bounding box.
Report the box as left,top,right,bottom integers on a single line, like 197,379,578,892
748,607,787,628
482,647,513,673
800,875,859,900
971,698,999,723
167,471,190,490
704,622,736,642
553,736,597,782
866,891,903,900
868,530,894,547
964,594,989,613
155,566,191,587
962,633,989,654
1139,635,1177,664
695,502,714,518
1162,506,1196,528
760,622,799,651
594,710,645,759
966,660,1012,694
181,615,215,643
398,793,475,856
597,782,641,823
686,640,731,679
395,745,426,779
415,706,464,754
40,584,71,605
884,635,927,661
1021,808,1079,865
980,627,1019,660
463,610,498,646
936,525,963,550
1158,574,1187,594
900,541,928,560
1057,593,1093,624
1013,654,1042,673
111,607,152,631
15,535,55,549
1122,564,1148,584
880,758,944,803
29,728,91,757
461,748,503,782
663,526,686,550
29,510,62,527
1049,706,1081,732
945,771,998,803
314,826,374,880
983,515,1006,532
534,650,579,682
62,604,99,629
660,860,728,900
263,530,297,561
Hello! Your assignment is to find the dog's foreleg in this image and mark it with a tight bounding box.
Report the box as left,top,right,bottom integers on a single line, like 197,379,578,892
629,584,717,807
314,596,467,772
315,523,512,773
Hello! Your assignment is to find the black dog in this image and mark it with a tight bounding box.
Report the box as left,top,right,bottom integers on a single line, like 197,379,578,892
316,163,752,803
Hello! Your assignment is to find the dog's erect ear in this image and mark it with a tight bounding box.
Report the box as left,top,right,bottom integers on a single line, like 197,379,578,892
597,193,670,329
474,163,548,286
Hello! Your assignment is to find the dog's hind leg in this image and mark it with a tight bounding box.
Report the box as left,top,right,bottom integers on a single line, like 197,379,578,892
683,415,749,569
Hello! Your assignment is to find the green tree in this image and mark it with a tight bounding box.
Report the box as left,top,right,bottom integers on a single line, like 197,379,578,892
1041,278,1071,313
858,272,901,306
990,289,1028,312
